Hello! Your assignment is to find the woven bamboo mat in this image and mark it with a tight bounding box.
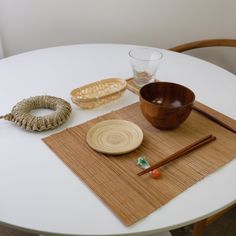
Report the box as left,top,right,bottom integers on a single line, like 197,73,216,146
43,103,236,226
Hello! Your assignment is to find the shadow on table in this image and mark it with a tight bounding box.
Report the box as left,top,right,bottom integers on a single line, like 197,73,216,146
0,207,235,236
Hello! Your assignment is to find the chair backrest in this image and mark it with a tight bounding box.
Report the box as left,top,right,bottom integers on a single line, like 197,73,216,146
169,39,236,52
169,39,236,74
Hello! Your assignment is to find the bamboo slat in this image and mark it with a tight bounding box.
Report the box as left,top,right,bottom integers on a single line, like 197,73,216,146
43,101,236,226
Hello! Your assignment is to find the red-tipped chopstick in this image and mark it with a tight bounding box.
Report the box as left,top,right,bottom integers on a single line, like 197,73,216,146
137,134,216,176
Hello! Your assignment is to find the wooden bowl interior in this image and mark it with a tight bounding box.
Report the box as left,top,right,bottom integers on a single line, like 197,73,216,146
140,82,195,108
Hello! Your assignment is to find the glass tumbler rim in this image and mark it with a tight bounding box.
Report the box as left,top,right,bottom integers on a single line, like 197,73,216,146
128,47,163,61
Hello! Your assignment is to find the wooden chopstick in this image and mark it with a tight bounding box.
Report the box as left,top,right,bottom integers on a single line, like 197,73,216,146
137,134,216,176
193,105,236,134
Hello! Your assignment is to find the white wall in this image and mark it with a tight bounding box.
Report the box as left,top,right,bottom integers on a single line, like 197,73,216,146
0,0,236,72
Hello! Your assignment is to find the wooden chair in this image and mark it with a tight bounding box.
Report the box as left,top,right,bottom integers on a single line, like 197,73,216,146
170,39,236,74
169,39,236,53
169,38,236,236
191,203,236,236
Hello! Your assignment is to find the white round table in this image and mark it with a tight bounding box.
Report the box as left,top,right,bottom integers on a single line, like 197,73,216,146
0,44,235,236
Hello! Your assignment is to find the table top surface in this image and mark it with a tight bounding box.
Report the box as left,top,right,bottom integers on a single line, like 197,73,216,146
0,44,235,236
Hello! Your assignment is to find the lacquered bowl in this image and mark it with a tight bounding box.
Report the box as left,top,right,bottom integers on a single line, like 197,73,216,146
139,82,195,130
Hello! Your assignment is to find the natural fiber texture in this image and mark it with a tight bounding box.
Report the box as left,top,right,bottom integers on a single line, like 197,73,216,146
86,119,143,155
71,78,127,109
0,96,72,131
43,102,236,226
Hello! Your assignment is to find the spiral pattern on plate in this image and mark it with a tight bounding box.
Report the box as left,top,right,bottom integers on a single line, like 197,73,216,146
86,120,143,155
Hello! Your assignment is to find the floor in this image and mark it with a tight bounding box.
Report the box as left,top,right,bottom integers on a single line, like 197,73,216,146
0,207,235,236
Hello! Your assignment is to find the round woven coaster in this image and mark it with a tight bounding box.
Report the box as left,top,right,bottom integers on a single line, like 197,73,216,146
0,95,72,131
86,119,143,155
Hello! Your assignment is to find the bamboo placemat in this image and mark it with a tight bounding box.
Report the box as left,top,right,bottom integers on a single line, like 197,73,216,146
43,103,236,226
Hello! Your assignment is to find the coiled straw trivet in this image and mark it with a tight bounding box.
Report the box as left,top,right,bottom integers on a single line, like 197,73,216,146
0,95,72,131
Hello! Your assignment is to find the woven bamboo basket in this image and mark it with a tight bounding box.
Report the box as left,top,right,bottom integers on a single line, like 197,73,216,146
71,78,127,109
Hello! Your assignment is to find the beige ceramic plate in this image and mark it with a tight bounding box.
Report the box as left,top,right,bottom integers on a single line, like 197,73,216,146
86,119,143,155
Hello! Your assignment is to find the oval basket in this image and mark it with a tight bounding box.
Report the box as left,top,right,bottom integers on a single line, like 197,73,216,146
71,78,127,109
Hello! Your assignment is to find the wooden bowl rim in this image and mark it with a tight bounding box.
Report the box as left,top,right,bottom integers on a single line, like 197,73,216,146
140,81,195,109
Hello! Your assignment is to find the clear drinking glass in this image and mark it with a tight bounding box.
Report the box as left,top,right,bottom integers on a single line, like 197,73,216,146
129,48,163,87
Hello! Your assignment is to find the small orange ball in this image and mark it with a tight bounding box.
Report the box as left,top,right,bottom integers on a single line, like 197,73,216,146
150,169,161,179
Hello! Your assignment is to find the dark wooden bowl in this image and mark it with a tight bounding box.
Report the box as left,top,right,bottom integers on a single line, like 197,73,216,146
140,82,195,130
